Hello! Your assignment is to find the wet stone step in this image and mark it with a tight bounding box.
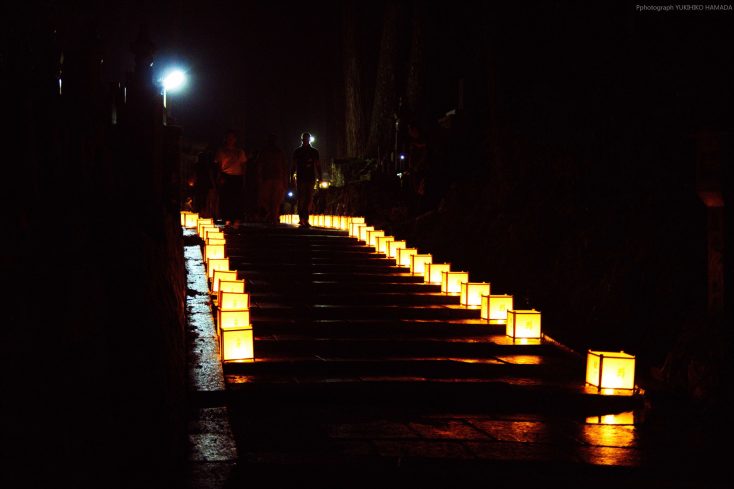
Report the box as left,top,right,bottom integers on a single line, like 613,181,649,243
244,281,441,294
247,292,462,306
227,255,399,266
222,378,643,415
230,261,408,274
250,304,482,320
245,318,499,337
237,271,425,283
250,336,553,358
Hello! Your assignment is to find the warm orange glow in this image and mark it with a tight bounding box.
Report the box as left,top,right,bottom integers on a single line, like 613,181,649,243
204,243,226,262
349,222,366,238
376,236,395,254
212,270,238,293
207,258,230,280
506,309,541,339
460,282,490,307
324,215,333,227
585,411,635,425
207,238,227,246
218,291,250,311
184,212,199,228
221,325,254,362
438,270,466,292
366,229,384,247
398,248,418,268
426,264,452,285
410,254,432,275
359,226,375,243
180,211,190,226
586,350,636,391
218,309,250,331
480,294,513,323
387,240,406,259
206,230,225,241
197,218,214,236
219,279,245,294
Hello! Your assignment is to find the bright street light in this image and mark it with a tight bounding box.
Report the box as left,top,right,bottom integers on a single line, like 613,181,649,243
160,68,187,109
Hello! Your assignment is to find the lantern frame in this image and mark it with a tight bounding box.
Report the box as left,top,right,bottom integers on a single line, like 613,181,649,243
398,248,418,268
506,309,542,341
375,235,395,255
460,282,490,307
410,253,432,275
220,324,254,362
585,350,636,392
212,270,238,294
480,294,513,324
425,263,452,285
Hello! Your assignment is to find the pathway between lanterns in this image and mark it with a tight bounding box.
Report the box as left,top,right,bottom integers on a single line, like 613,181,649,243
184,222,725,489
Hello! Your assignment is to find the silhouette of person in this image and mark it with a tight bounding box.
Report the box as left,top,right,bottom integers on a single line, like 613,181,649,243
193,144,218,219
214,129,247,228
255,134,289,224
291,132,322,228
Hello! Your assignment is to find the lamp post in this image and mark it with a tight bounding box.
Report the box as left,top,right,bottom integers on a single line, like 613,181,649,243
160,68,186,124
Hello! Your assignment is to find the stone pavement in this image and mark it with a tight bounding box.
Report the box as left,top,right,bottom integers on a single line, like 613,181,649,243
184,223,729,489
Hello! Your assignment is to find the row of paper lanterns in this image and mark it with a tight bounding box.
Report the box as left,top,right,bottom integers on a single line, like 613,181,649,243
280,213,637,394
181,211,255,363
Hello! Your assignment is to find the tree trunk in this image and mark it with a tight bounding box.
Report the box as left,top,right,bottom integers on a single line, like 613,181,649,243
342,0,365,158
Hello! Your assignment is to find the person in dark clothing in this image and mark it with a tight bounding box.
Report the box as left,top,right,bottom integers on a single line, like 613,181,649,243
291,132,322,228
193,145,218,218
255,134,289,224
214,129,247,228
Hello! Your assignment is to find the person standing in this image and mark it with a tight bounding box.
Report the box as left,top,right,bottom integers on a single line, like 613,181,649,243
214,129,247,228
255,134,289,224
291,132,322,228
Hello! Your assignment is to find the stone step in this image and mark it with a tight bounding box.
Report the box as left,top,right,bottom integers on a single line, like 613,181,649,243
247,292,462,306
245,281,441,294
250,335,552,358
230,260,409,274
239,271,426,283
249,304,482,320
246,318,499,337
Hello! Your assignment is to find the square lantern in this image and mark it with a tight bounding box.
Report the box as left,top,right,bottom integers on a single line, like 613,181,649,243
586,350,636,392
184,212,200,228
426,264,452,285
220,324,254,362
410,254,432,276
350,222,366,238
460,282,490,307
366,229,384,247
218,291,250,311
219,279,245,294
204,243,226,262
207,258,230,280
398,248,418,268
480,294,513,323
206,230,225,241
506,309,542,340
197,218,214,236
359,226,375,243
338,216,349,230
387,240,406,259
437,270,465,292
217,309,250,335
200,226,219,241
180,211,190,226
376,236,395,255
212,270,238,294
207,238,227,246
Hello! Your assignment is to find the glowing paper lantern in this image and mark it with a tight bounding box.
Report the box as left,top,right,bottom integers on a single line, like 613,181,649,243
184,212,199,228
212,270,238,294
200,226,219,240
206,230,225,241
197,218,214,236
350,223,366,238
204,243,226,262
387,240,406,259
398,248,418,268
217,309,250,332
506,309,542,340
207,258,230,280
425,264,452,285
219,279,245,294
180,211,190,226
366,229,384,247
439,270,466,291
207,238,227,246
480,294,513,323
218,291,250,311
376,236,395,254
586,350,636,391
460,282,490,307
220,324,254,362
410,254,432,275
359,226,375,243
